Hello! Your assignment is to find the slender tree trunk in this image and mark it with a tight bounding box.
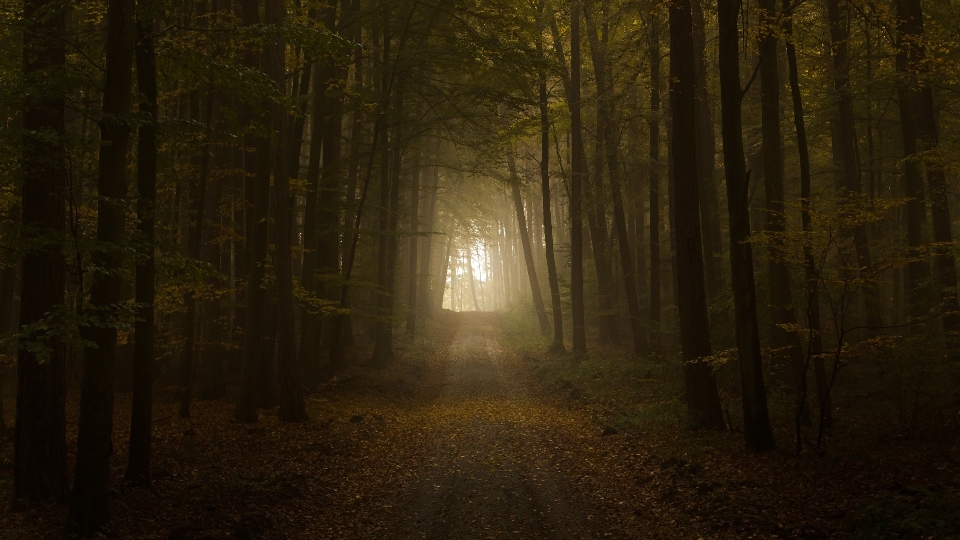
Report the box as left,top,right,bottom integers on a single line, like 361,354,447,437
899,0,960,362
197,110,225,400
405,146,421,335
318,0,345,371
758,0,806,406
126,9,157,484
648,15,662,355
15,0,68,501
66,0,134,530
508,154,551,333
236,0,275,423
540,68,564,352
585,3,644,355
895,38,931,321
299,52,325,390
417,157,439,326
266,0,308,422
179,89,212,418
825,0,882,329
784,0,830,429
569,0,587,354
692,0,725,325
670,0,723,429
718,0,775,450
372,16,394,368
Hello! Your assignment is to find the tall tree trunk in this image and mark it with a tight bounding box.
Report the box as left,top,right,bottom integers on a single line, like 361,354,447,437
540,67,564,352
648,14,662,355
299,53,325,390
825,0,882,329
405,146,421,335
758,0,806,407
569,0,587,354
894,17,931,322
179,89,212,418
126,9,157,484
899,0,960,361
267,0,308,422
15,0,68,501
670,0,723,429
372,15,394,368
692,0,725,326
585,2,645,355
718,0,775,451
236,0,275,423
784,0,831,430
197,110,225,400
66,0,134,531
318,0,346,371
508,154,551,333
417,157,439,326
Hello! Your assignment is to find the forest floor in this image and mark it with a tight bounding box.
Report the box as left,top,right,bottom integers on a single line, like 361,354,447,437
2,310,960,539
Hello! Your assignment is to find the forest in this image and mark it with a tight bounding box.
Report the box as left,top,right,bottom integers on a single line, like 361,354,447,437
1,0,960,536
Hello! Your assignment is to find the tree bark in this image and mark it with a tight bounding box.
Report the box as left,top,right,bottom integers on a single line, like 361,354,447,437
569,0,587,354
66,0,134,530
758,0,806,406
236,0,274,423
539,67,564,352
266,0,308,422
670,0,724,429
405,146,421,334
15,0,68,501
717,0,776,450
648,14,662,355
784,0,831,430
126,9,157,484
508,154,551,333
825,0,882,329
585,3,645,355
899,0,960,361
692,0,725,326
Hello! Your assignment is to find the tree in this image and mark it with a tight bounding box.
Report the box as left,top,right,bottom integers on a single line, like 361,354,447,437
266,0,308,422
648,11,662,355
508,152,550,334
126,2,158,484
66,0,135,531
717,0,775,451
670,0,723,429
15,0,69,502
568,0,587,355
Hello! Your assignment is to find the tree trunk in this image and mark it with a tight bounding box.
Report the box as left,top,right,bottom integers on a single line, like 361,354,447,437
670,0,724,430
318,0,346,371
405,146,421,334
692,0,725,326
266,0,308,423
585,3,645,356
648,15,662,355
718,0,775,450
66,0,134,531
825,0,882,329
758,0,806,406
126,10,157,484
569,0,587,354
508,154,551,333
299,53,326,390
15,0,68,501
540,68,564,352
417,157,440,326
784,0,831,430
179,88,213,418
899,0,960,361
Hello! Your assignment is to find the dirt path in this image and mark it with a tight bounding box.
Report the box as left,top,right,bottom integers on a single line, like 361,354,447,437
384,313,625,539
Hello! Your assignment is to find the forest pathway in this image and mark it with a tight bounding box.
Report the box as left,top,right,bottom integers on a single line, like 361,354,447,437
384,312,629,539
